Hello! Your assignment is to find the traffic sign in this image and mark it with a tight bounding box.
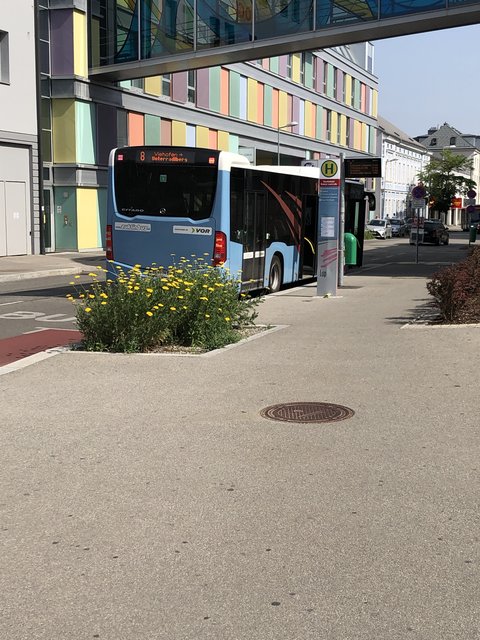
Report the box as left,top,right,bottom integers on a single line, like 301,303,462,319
412,185,426,199
465,198,475,206
467,189,477,199
412,198,426,208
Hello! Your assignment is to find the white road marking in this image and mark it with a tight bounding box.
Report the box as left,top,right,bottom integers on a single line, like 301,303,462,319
0,300,24,306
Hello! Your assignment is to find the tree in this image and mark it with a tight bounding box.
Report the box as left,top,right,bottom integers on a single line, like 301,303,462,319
417,149,476,216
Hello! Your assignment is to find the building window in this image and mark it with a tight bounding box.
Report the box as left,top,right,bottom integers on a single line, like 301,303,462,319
342,72,346,103
325,109,331,140
0,30,10,84
162,74,171,97
346,117,350,147
450,136,456,145
131,78,144,91
300,53,305,85
430,138,437,146
286,54,292,79
187,69,196,103
322,61,327,95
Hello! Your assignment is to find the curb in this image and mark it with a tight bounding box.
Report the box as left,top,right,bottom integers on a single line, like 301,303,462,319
0,267,85,284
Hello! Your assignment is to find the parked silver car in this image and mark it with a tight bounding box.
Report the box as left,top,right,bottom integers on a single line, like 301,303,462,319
389,218,407,237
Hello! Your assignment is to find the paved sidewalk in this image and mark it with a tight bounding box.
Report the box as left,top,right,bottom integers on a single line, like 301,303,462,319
0,250,105,283
1,258,480,639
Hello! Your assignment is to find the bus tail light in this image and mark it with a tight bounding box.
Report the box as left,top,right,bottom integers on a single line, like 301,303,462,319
213,231,227,266
106,224,113,260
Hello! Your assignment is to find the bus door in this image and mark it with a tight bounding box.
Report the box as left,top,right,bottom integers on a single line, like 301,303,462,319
242,192,266,289
300,194,317,278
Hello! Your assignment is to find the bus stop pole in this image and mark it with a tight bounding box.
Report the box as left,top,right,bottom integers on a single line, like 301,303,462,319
338,153,345,288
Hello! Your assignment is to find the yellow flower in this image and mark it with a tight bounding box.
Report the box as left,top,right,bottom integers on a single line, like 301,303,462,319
85,307,92,313
158,303,164,307
185,288,191,292
182,306,188,310
146,311,153,317
96,265,103,270
202,284,208,289
127,290,134,294
146,288,153,293
101,301,107,306
88,272,98,277
177,295,184,299
199,296,208,301
69,281,75,285
170,306,176,311
175,269,183,274
134,286,140,291
74,275,81,279
208,287,214,292
162,286,169,291
100,292,108,299
79,294,85,298
205,314,210,319
224,317,231,322
89,294,95,299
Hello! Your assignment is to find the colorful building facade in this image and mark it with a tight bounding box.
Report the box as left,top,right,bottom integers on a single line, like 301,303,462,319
33,1,378,253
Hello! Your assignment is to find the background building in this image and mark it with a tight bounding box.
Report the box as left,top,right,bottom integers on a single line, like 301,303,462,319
375,116,431,221
0,1,39,257
415,122,480,226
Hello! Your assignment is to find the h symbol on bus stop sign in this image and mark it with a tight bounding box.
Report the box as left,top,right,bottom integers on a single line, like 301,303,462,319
321,160,338,177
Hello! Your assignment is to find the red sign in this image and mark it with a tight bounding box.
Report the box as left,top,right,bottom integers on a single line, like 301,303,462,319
451,197,462,208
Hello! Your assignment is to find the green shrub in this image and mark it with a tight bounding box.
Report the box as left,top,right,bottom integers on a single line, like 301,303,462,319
364,229,375,240
426,246,480,323
68,259,262,352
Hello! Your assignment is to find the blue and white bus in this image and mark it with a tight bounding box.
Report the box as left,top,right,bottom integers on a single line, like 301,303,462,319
106,146,364,292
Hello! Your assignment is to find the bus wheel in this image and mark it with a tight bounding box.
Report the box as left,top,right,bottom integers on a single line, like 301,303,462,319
268,256,283,293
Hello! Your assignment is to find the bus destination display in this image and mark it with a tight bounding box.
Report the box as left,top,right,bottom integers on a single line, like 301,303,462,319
116,148,218,166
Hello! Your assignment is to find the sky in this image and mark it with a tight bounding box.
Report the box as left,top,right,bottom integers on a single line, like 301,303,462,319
373,24,480,140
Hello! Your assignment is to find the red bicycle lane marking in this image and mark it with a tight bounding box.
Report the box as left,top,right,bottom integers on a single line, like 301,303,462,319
0,329,82,367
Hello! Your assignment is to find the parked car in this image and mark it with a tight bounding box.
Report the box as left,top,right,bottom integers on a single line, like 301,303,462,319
389,218,407,237
409,220,449,245
366,218,393,239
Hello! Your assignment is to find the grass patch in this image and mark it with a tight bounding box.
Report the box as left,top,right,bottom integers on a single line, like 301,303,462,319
68,259,263,352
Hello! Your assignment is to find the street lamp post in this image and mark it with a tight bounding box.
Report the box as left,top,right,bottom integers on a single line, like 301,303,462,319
277,121,298,165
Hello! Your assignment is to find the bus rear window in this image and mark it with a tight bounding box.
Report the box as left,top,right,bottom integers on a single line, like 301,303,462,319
114,161,218,220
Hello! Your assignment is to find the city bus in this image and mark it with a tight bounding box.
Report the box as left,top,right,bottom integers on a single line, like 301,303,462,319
106,146,365,292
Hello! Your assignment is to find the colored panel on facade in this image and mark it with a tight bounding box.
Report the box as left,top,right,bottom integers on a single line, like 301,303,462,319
292,97,300,133
209,68,221,112
75,101,96,165
209,130,218,149
229,71,241,118
77,188,98,250
354,79,361,110
278,91,288,127
354,120,361,150
272,88,279,129
257,83,264,126
52,99,76,163
220,69,229,115
145,76,162,96
161,119,172,146
365,86,371,115
196,69,210,110
229,135,239,153
360,83,366,113
304,53,314,89
172,121,187,146
247,78,257,122
326,64,335,99
292,54,301,83
73,10,88,78
304,101,313,138
145,114,161,145
279,56,287,77
119,80,132,89
369,126,376,154
97,104,117,165
172,72,188,103
186,125,196,147
339,114,347,146
196,126,209,148
239,76,247,120
262,59,269,71
345,74,352,106
97,188,107,248
336,69,343,102
298,100,305,136
315,57,323,94
54,187,77,251
361,123,368,151
264,85,273,127
218,131,229,151
270,57,279,75
128,113,144,146
372,89,378,117
50,9,74,76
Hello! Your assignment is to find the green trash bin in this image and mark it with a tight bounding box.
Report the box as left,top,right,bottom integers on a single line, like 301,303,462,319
470,225,477,243
344,232,357,265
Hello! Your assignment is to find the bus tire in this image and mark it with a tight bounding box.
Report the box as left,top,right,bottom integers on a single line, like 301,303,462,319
268,255,283,293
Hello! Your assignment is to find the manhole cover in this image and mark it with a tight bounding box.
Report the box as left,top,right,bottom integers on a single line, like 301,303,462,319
260,402,354,424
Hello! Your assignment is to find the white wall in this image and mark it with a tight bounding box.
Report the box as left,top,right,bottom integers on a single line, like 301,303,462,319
0,1,37,137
